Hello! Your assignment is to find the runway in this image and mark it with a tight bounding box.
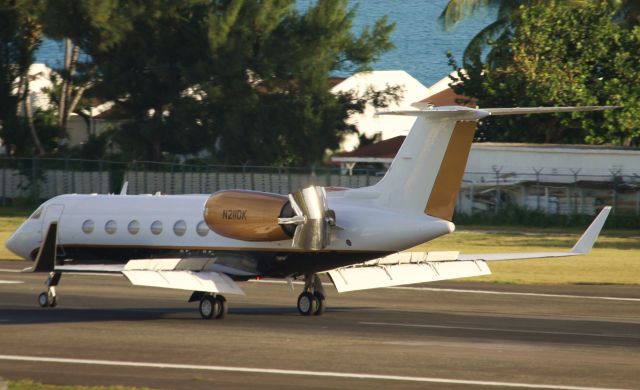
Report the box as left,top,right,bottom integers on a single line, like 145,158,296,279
1,260,639,390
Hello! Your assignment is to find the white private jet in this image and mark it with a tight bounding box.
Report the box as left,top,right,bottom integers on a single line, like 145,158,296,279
6,106,613,319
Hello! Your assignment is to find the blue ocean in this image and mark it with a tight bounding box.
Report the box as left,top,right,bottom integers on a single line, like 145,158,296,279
35,0,496,86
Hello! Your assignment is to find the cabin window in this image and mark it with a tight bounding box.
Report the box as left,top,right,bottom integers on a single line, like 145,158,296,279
173,220,187,236
105,220,117,234
150,220,163,235
82,219,94,234
128,220,140,235
30,207,43,220
196,220,209,237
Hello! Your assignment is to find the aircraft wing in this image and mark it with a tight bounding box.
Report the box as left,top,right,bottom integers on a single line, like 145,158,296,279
327,207,610,293
39,258,245,295
458,206,610,261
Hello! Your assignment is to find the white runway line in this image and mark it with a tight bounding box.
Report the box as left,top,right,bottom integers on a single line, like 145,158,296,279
386,286,640,302
0,354,630,390
250,279,640,302
0,280,23,284
0,268,23,273
360,322,640,340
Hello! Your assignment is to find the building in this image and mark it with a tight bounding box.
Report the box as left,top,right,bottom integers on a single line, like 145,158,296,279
331,70,431,151
333,136,640,216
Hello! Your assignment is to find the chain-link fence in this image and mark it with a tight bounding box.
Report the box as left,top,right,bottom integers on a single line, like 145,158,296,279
1,157,638,217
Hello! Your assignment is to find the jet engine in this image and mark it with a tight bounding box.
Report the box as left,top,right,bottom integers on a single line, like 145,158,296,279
204,190,290,242
204,186,339,249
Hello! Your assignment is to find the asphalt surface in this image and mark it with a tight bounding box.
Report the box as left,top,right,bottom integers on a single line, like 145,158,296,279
1,259,639,390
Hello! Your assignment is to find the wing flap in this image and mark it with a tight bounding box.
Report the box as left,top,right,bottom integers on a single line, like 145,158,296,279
54,264,125,273
328,260,490,293
122,270,244,295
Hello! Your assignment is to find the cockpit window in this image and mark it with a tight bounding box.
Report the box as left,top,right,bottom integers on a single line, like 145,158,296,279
30,207,43,220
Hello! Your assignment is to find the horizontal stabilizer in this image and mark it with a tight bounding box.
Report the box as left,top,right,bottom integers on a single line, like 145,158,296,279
483,106,619,116
377,105,617,120
328,257,490,293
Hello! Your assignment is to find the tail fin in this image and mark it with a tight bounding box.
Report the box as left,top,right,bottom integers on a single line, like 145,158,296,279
370,105,616,221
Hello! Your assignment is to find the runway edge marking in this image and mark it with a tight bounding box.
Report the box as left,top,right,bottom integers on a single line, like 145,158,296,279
251,280,640,302
386,286,640,302
359,322,640,340
0,354,630,390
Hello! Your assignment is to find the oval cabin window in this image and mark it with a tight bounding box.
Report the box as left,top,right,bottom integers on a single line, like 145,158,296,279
150,220,163,235
173,220,187,236
196,220,209,237
82,219,94,234
105,220,117,234
128,220,140,235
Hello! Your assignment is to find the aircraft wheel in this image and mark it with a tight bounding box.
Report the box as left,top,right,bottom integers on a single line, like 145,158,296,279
313,292,325,316
215,295,228,319
199,295,218,319
297,292,318,316
49,295,58,308
38,292,49,308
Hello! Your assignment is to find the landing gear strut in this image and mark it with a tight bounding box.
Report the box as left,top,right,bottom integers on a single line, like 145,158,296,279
297,273,325,316
38,272,61,308
193,292,228,320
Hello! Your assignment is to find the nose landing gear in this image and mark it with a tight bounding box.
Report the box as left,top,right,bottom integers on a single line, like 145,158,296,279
297,273,326,316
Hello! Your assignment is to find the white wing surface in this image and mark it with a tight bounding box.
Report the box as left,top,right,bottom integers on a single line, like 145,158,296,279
53,258,245,295
327,207,610,292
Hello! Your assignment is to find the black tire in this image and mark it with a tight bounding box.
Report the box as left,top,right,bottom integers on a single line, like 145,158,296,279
49,295,58,308
38,292,49,308
297,292,318,316
215,295,228,319
199,295,218,319
313,292,325,316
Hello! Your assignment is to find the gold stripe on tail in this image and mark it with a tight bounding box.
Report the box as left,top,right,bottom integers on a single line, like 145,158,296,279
424,121,477,221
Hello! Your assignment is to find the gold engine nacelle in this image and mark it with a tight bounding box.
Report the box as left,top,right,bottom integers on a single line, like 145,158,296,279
203,190,293,241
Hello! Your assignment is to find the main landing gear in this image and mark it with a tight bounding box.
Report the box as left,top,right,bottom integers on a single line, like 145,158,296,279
297,273,326,316
191,291,228,320
38,272,61,308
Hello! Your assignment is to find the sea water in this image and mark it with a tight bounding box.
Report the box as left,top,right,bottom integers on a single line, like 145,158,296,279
35,0,496,86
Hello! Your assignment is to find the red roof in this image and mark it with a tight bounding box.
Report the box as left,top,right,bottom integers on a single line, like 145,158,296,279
334,136,405,159
419,88,475,107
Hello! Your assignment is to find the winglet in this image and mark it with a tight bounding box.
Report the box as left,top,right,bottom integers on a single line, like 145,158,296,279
571,206,611,254
119,181,128,195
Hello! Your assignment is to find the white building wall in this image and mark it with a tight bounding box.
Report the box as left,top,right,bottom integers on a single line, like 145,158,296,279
465,144,640,184
332,71,431,151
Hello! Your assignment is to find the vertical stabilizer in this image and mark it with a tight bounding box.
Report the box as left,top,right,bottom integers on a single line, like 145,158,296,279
371,107,487,220
369,105,614,220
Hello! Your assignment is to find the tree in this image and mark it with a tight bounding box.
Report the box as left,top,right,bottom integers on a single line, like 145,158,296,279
0,0,47,155
448,2,640,146
197,0,395,165
94,0,395,164
40,1,144,140
440,0,638,67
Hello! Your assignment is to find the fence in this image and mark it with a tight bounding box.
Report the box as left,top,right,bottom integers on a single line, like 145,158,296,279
1,157,638,217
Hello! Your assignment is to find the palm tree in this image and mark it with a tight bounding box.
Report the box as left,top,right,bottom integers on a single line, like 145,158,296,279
440,0,635,66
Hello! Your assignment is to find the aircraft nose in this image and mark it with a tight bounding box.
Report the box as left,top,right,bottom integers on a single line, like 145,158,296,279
5,228,36,260
5,232,21,256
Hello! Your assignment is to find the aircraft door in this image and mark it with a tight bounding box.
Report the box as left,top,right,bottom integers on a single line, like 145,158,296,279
40,204,65,241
